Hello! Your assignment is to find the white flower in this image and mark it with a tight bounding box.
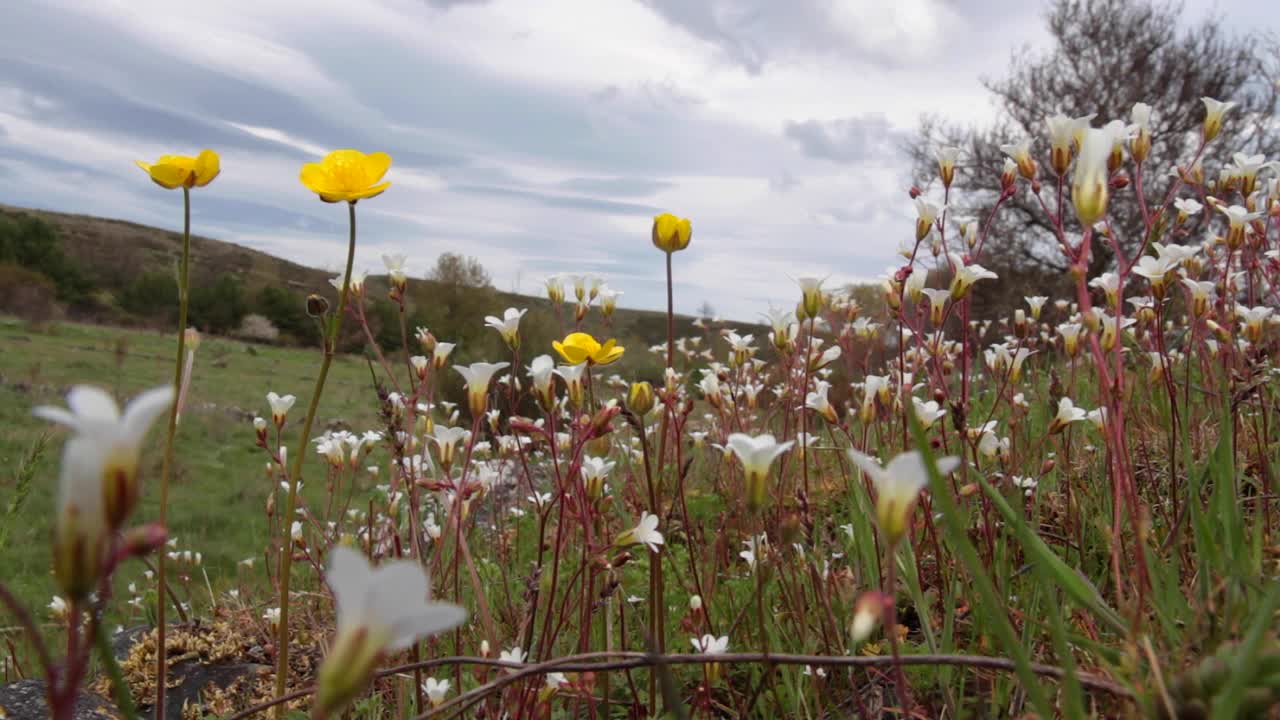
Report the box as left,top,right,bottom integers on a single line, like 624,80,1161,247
499,646,527,671
598,287,623,316
796,276,825,316
739,533,768,570
616,512,664,554
1071,124,1122,225
291,521,304,544
263,607,280,627
847,450,960,544
726,434,795,511
1049,397,1088,433
912,397,947,428
382,254,408,287
330,269,367,294
545,672,569,689
34,385,174,596
804,380,838,424
1173,197,1203,217
554,362,588,406
427,426,471,468
692,634,729,655
1238,305,1274,342
315,547,466,714
48,596,69,619
453,362,510,418
1200,97,1235,140
527,355,556,403
913,198,941,241
266,392,296,426
948,253,998,300
484,307,527,348
580,455,616,498
422,677,450,707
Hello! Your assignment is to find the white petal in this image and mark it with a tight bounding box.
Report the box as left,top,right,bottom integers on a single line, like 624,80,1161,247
326,546,375,631
67,386,121,423
386,603,467,651
121,386,176,442
32,406,81,429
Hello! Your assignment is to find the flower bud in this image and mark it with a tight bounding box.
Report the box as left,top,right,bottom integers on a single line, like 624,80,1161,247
627,381,655,416
306,293,329,317
651,213,692,253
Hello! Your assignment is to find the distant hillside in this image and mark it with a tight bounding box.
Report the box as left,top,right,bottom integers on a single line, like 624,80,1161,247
1,203,340,295
0,204,758,380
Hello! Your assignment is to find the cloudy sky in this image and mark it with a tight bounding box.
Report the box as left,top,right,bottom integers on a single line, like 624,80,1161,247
0,0,1267,319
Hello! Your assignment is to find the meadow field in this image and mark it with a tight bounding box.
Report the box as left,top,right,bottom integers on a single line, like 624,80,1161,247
0,316,380,616
3,117,1280,720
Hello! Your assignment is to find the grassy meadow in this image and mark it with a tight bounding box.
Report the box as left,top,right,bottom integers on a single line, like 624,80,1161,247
0,315,380,619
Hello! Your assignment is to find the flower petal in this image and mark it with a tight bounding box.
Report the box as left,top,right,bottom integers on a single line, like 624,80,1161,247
361,152,392,184
67,386,121,423
194,149,220,187
121,386,175,444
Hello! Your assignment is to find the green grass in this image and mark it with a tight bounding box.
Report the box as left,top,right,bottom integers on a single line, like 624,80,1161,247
0,315,383,621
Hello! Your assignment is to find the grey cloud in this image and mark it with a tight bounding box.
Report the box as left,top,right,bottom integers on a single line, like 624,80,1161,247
783,115,904,164
450,184,661,216
768,170,800,193
193,196,348,235
637,0,930,73
556,177,673,197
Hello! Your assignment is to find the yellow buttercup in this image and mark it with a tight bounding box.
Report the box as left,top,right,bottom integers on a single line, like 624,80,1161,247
135,149,220,189
553,332,625,366
300,149,392,203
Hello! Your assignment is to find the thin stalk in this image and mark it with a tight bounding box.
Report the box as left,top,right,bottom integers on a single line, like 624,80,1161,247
272,201,360,717
154,186,191,720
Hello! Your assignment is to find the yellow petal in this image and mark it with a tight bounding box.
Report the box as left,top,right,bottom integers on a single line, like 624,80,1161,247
346,181,391,201
597,346,625,366
300,163,336,194
675,218,692,246
361,152,392,184
146,163,190,189
563,332,600,353
135,160,153,173
194,149,220,187
654,213,677,241
553,341,588,365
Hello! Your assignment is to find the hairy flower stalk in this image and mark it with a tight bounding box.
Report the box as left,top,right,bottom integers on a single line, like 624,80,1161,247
136,148,219,719
275,149,391,716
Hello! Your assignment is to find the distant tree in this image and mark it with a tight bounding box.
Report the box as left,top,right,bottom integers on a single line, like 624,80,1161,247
906,0,1280,284
120,271,178,322
0,214,93,302
696,300,716,319
429,253,492,288
188,274,248,334
255,286,320,345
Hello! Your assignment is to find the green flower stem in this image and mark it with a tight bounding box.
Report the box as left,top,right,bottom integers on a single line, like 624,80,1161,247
153,186,190,720
273,201,359,718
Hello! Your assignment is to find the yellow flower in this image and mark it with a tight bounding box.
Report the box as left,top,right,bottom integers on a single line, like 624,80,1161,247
651,213,692,253
135,149,220,189
552,332,625,366
300,149,392,203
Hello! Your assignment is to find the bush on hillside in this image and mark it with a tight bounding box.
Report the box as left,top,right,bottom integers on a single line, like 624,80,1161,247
0,262,62,326
0,214,94,303
235,313,280,343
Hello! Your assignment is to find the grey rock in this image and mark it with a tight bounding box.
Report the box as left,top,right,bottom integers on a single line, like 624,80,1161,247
0,678,121,719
